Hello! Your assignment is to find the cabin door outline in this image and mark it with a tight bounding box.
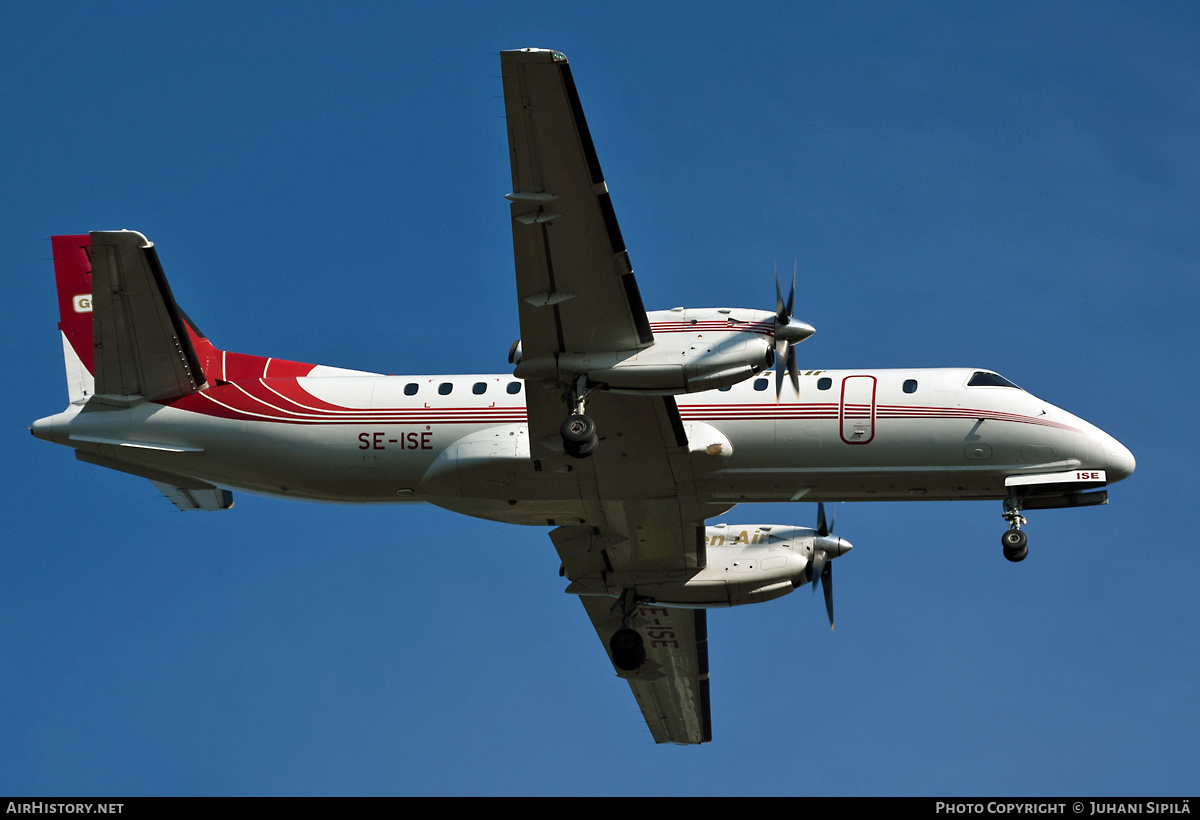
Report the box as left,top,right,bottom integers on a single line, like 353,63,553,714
839,375,877,445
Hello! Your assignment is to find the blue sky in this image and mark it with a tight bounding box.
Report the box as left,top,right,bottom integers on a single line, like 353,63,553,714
3,0,1197,796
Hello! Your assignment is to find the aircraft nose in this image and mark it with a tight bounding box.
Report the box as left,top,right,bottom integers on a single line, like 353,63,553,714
1083,420,1135,483
1103,437,1136,483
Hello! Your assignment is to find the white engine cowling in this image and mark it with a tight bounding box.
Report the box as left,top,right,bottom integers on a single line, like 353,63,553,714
565,523,849,608
511,307,777,394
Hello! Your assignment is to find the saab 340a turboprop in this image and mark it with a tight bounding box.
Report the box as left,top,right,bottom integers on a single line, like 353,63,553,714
32,48,1135,745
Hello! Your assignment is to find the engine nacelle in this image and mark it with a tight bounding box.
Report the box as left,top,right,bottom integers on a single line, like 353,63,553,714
510,307,776,394
565,523,841,608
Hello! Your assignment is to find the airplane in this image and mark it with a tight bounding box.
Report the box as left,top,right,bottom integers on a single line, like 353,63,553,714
31,47,1135,745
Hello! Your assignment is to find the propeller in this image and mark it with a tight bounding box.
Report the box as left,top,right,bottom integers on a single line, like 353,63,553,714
809,502,852,629
774,263,816,399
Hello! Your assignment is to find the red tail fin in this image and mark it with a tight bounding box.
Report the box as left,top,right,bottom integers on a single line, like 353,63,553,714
51,235,96,402
52,235,95,376
50,232,319,405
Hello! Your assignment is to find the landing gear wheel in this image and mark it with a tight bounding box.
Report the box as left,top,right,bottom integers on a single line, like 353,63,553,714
609,628,646,671
1002,529,1028,562
561,414,598,459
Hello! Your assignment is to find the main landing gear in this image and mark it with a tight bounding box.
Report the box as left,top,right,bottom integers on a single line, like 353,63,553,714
561,414,598,458
561,376,599,459
609,628,646,671
608,589,647,671
1001,493,1029,563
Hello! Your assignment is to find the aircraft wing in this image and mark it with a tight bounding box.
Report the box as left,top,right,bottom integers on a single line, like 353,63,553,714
502,46,707,560
502,49,717,741
500,47,654,359
553,526,712,745
532,368,712,744
537,394,714,745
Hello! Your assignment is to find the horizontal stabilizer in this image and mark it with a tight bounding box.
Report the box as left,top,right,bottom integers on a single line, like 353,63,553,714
89,230,206,404
149,481,234,511
76,450,233,512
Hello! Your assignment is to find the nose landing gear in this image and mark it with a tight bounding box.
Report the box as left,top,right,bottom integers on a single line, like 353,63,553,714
1002,528,1028,562
1001,494,1029,562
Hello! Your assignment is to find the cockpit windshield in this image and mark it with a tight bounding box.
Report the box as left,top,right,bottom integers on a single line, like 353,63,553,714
967,371,1020,389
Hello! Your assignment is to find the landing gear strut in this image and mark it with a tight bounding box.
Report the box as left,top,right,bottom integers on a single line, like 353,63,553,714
561,376,598,458
1001,493,1029,562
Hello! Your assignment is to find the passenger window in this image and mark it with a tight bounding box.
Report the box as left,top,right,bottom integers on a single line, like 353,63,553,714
404,383,418,396
719,385,732,392
817,377,832,390
438,383,453,395
506,382,521,394
753,378,769,391
472,382,487,395
903,379,918,394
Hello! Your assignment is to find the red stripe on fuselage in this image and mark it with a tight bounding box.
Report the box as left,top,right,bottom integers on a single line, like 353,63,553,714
161,379,1080,434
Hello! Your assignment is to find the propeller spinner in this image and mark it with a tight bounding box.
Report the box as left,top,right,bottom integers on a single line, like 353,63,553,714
774,264,816,399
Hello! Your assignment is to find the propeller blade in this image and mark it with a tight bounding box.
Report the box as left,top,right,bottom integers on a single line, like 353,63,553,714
775,265,787,322
786,261,796,319
811,502,847,629
821,561,834,629
772,263,811,400
810,549,827,593
775,339,789,398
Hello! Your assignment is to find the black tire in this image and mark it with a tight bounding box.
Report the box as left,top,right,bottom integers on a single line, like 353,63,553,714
1002,529,1028,562
561,414,596,445
1002,529,1027,549
561,414,598,459
573,435,598,458
1003,544,1029,562
609,628,646,671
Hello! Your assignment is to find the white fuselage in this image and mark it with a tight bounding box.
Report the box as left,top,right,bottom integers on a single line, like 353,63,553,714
33,366,1136,527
